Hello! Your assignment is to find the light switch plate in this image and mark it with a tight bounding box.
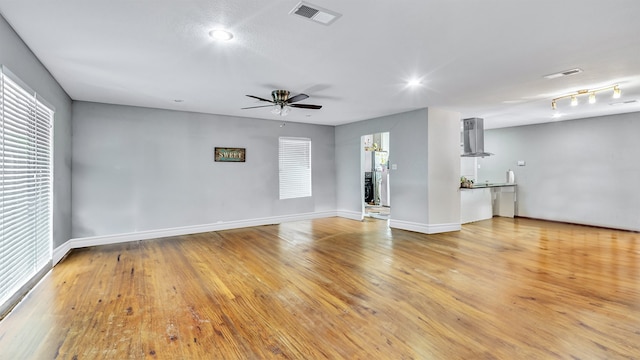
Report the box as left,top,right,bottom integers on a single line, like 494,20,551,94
517,160,526,166
391,164,398,170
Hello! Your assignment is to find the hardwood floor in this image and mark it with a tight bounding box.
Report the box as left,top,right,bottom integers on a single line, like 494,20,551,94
0,217,638,359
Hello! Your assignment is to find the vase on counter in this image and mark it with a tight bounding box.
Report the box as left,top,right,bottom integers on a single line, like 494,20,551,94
506,169,515,184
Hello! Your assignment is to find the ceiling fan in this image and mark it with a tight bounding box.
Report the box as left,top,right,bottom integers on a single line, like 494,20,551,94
242,90,322,116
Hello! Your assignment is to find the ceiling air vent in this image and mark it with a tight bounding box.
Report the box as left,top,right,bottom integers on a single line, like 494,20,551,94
543,68,583,79
610,99,638,106
290,2,342,25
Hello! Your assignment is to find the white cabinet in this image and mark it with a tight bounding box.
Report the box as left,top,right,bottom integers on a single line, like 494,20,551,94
461,185,516,224
493,186,516,218
460,188,493,224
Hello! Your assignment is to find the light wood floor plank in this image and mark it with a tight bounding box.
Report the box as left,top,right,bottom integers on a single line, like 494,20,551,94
0,217,639,359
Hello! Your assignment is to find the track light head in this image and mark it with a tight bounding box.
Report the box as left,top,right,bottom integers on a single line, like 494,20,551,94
613,86,621,99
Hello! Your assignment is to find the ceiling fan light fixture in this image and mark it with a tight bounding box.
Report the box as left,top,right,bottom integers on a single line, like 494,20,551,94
242,90,321,115
209,29,234,41
272,90,290,102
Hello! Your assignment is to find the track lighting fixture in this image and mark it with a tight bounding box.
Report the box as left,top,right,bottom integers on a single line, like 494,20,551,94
551,84,621,110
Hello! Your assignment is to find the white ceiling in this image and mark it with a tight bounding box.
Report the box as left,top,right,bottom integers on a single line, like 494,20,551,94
1,0,639,129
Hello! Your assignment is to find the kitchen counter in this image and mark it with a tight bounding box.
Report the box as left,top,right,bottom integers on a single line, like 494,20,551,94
460,182,516,189
460,184,517,223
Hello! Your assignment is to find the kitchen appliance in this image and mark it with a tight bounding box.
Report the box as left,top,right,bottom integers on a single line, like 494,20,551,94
461,117,493,157
364,172,374,203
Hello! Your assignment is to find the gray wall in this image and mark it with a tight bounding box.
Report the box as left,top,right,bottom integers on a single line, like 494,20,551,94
0,15,73,248
426,108,461,225
478,112,640,231
335,109,429,222
71,102,336,238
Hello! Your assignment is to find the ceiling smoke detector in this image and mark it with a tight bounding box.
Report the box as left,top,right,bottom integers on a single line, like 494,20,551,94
290,2,342,25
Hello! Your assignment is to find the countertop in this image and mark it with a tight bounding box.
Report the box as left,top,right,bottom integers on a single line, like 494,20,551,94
460,182,516,189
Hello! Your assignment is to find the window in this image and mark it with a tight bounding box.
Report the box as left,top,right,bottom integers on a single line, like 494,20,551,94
0,67,53,312
279,137,311,199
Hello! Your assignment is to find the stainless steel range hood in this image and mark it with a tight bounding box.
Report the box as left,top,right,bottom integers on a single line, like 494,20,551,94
461,117,493,157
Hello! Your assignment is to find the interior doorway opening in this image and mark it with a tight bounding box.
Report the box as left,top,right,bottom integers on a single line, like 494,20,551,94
361,132,390,220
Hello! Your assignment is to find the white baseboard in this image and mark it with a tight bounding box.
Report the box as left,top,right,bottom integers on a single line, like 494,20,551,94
53,241,72,265
54,211,338,263
336,210,363,221
389,219,461,234
53,212,461,264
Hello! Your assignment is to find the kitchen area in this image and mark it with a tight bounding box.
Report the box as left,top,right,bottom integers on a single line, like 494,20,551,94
460,118,517,224
362,132,390,220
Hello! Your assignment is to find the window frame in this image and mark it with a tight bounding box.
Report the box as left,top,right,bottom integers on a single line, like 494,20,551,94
0,66,54,316
278,137,312,200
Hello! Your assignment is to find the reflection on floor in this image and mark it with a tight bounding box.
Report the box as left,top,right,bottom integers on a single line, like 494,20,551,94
364,204,390,220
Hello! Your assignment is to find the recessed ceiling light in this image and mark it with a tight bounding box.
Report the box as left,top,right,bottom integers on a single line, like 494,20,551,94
209,29,234,41
407,79,422,87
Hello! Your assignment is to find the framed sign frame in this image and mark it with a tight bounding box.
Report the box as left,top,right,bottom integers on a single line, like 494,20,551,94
214,147,246,162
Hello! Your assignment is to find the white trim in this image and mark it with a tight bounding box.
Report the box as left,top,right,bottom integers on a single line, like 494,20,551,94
389,219,461,234
336,210,363,221
54,211,338,260
53,213,462,264
53,241,72,265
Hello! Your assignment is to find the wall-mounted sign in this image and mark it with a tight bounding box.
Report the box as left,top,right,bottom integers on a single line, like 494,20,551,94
214,147,246,162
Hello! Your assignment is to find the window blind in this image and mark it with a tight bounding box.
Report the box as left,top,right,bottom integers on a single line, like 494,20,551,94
279,137,312,199
0,68,53,312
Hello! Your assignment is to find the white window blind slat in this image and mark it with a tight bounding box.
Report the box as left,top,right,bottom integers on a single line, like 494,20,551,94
0,68,53,311
279,137,312,200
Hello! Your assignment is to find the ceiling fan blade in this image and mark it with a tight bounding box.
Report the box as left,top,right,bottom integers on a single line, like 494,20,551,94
241,105,274,109
289,103,322,109
246,95,274,103
287,93,309,104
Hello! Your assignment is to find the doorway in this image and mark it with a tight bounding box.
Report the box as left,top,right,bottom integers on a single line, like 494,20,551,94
361,132,390,220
